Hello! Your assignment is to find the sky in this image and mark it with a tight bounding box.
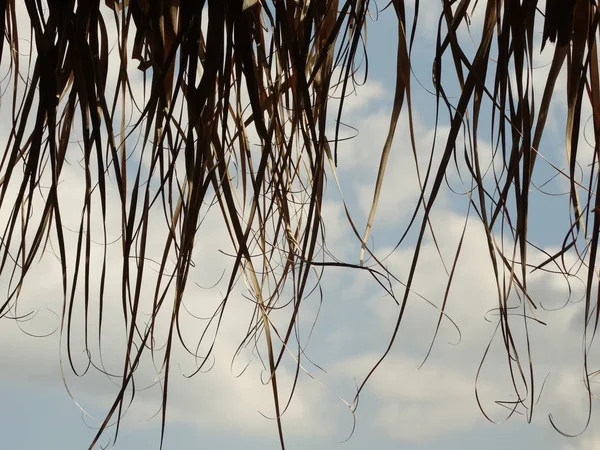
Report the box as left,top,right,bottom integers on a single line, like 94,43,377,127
1,1,600,449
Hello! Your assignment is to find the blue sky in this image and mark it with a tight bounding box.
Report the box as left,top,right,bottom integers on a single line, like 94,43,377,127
1,1,600,449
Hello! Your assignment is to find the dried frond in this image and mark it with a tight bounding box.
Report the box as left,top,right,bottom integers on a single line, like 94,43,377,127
1,0,600,448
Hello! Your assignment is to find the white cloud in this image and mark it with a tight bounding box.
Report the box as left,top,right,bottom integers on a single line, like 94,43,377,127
319,204,600,442
334,353,486,441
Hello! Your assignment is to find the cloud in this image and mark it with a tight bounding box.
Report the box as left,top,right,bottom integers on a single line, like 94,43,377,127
0,150,337,438
333,353,486,441
316,201,599,443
